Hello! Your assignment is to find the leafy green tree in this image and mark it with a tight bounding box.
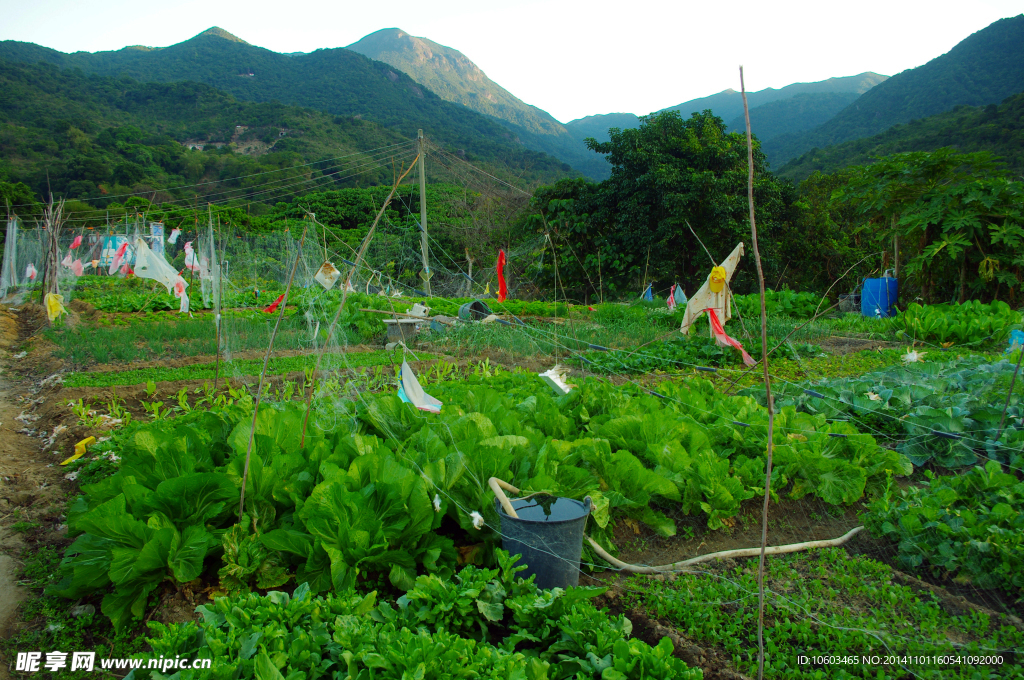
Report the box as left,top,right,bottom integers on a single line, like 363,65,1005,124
773,170,876,295
530,110,793,298
837,148,1024,303
0,180,38,213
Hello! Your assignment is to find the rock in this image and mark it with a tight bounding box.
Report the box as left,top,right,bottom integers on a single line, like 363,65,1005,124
70,604,95,618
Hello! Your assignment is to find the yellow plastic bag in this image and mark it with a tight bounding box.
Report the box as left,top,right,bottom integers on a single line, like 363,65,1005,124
61,436,96,466
709,266,727,293
44,292,67,322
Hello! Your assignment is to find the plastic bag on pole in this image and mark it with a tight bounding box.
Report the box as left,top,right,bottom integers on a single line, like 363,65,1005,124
109,242,129,275
134,237,182,294
44,293,66,322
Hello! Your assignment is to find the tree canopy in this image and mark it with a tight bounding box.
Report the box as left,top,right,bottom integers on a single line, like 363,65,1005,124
527,110,793,299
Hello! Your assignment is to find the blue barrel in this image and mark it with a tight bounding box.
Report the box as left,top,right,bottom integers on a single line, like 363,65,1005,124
862,278,898,317
496,495,591,590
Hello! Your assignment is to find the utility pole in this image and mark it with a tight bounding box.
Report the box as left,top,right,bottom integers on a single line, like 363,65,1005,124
418,129,431,296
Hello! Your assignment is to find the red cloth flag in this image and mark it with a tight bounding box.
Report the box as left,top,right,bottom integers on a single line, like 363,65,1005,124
496,249,507,303
706,308,756,367
263,293,286,314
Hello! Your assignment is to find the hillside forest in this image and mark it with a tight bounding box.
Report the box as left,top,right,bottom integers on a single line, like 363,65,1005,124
2,15,1024,310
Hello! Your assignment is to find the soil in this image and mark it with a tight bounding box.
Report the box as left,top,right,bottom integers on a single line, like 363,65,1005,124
611,496,866,570
0,318,78,679
816,335,898,355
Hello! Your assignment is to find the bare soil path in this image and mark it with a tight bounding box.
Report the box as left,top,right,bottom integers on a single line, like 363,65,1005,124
0,307,79,679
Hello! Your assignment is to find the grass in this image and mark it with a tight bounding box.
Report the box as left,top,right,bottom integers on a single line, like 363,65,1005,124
63,350,402,387
46,310,368,368
623,548,1024,679
0,545,149,679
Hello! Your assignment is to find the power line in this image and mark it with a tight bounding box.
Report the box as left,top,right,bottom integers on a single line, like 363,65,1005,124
4,139,419,210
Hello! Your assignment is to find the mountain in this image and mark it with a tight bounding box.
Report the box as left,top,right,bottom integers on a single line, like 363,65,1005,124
776,92,1024,181
562,73,884,146
346,28,609,179
0,28,577,180
346,29,561,137
0,59,569,207
724,92,861,141
661,73,886,126
564,113,641,144
764,15,1024,166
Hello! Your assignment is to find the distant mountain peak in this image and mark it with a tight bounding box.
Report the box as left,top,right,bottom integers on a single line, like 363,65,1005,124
196,27,249,44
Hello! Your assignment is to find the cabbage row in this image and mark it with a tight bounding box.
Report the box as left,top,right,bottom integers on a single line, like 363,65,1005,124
52,372,910,629
745,354,1024,469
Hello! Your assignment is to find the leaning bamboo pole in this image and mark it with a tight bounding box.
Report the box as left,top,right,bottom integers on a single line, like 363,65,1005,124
298,154,420,447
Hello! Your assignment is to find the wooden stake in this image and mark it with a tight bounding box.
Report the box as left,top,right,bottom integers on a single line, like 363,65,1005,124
741,66,775,680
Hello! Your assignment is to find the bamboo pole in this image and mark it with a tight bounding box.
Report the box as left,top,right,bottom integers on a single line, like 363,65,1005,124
237,222,308,520
299,154,420,448
740,66,776,680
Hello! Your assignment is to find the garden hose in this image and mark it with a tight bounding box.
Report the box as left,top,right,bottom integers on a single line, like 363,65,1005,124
488,477,864,576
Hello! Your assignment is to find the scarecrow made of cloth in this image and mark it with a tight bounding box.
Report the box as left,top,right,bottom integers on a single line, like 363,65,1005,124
679,242,744,335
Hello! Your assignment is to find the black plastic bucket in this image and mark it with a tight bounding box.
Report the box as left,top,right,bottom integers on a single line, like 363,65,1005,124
459,300,492,320
495,495,592,590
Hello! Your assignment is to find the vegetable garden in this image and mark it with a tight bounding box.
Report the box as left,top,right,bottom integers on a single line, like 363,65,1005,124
2,205,1023,680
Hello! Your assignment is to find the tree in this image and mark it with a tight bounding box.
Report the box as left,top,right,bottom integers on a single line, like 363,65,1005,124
530,110,793,298
837,148,1024,303
0,181,38,215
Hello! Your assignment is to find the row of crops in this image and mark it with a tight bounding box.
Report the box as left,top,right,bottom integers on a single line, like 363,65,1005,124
57,368,911,627
20,273,1024,678
61,348,1024,628
47,347,1024,678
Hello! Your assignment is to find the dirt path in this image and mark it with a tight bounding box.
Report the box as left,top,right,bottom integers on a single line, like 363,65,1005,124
0,308,79,678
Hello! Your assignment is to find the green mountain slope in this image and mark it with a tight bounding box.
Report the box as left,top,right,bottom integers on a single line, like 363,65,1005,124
564,113,641,143
0,28,576,178
725,92,861,141
776,92,1024,181
764,15,1024,165
0,59,568,207
346,28,609,179
564,73,884,145
661,73,886,126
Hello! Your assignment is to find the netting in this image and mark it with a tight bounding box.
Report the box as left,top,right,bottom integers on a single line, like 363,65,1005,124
8,136,1022,678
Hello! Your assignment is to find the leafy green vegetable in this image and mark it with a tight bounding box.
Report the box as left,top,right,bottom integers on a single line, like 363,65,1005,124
895,300,1021,346
747,354,1024,469
145,551,702,679
864,461,1024,595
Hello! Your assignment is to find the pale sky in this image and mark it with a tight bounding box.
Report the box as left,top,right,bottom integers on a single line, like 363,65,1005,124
2,0,1021,123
